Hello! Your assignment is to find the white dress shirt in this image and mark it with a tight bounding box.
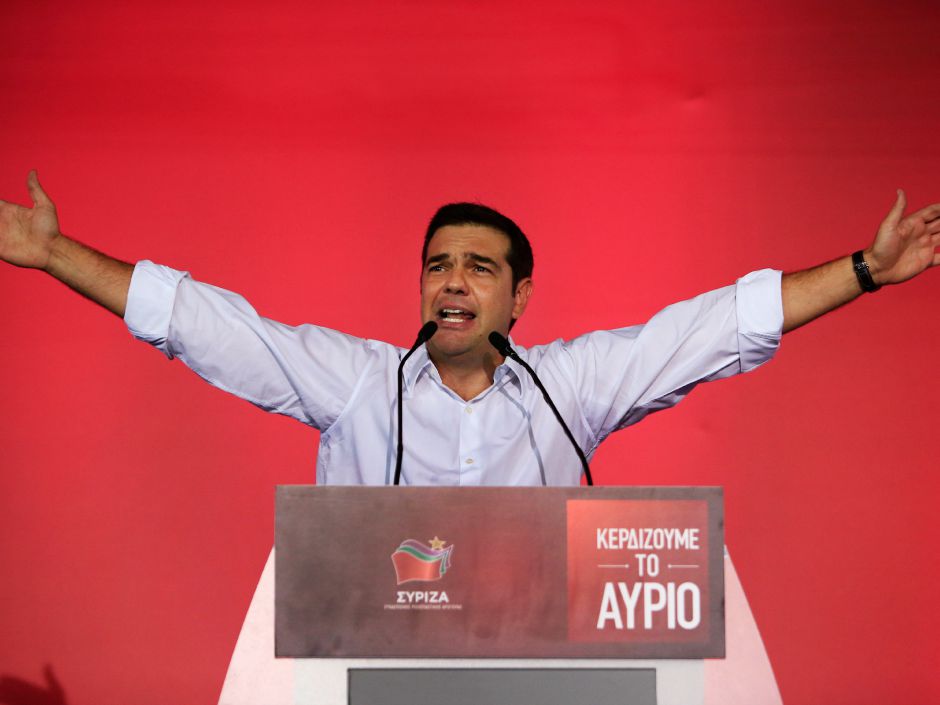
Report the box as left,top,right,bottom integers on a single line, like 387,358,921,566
124,261,783,486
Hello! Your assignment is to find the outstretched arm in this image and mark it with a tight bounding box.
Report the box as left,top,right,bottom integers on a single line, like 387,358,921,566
782,190,940,333
0,170,132,317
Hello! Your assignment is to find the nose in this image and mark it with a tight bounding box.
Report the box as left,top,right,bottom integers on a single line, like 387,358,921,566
444,267,468,295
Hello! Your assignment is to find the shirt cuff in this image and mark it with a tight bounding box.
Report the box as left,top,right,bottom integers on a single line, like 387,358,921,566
735,268,783,372
124,260,189,358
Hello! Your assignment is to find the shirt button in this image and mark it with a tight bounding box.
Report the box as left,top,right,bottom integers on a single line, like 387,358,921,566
465,406,473,414
465,458,474,465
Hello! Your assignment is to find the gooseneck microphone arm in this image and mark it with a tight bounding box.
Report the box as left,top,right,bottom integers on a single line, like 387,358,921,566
394,321,438,486
488,332,594,486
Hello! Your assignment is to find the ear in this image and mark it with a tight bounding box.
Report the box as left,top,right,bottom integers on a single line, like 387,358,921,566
511,278,533,320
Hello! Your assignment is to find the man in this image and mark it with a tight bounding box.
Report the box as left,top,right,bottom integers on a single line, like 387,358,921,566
2,170,938,702
2,172,937,480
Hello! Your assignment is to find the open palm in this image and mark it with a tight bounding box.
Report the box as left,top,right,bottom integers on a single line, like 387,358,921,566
0,171,61,270
868,190,940,285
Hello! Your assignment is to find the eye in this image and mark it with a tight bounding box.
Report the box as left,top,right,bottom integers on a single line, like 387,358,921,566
473,265,490,273
428,264,445,272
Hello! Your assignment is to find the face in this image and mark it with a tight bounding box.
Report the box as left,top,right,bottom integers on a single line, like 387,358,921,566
420,224,532,363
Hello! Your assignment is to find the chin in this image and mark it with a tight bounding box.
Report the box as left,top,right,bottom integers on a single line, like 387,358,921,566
428,334,479,359
429,341,469,358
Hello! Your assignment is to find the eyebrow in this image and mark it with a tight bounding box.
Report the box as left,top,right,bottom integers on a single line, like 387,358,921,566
468,253,500,268
426,252,501,269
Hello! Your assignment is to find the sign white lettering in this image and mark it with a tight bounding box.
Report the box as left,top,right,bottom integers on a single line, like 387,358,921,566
396,590,450,604
596,582,701,630
596,527,700,551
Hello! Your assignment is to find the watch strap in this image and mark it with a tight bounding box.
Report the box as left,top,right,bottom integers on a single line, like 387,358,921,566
852,250,881,293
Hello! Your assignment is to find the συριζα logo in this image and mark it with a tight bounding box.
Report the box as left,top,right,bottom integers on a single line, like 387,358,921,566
390,536,453,585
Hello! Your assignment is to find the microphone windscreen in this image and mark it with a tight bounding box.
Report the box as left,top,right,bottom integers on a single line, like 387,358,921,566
418,320,438,343
488,331,512,356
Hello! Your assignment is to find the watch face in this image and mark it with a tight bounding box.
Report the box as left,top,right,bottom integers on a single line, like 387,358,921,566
851,251,878,292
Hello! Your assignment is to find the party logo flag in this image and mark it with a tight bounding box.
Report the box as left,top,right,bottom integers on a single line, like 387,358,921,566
391,536,454,585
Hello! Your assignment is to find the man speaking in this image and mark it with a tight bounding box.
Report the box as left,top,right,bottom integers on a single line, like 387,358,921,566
4,171,937,486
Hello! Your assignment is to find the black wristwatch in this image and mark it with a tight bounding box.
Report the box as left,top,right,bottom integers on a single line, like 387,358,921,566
852,250,880,293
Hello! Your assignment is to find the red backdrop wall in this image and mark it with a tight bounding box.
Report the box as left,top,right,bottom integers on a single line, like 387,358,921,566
2,2,938,704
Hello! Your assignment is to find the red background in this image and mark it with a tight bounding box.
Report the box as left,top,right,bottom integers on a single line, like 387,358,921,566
1,2,938,704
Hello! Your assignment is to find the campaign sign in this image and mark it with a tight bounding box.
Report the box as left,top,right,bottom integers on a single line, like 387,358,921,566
275,486,723,659
567,500,711,645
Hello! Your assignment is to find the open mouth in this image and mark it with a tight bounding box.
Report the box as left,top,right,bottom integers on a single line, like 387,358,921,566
438,307,476,324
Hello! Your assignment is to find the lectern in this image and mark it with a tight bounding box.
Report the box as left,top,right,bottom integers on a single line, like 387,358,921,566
275,486,724,705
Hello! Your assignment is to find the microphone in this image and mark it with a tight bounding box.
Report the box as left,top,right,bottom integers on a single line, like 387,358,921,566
488,331,594,486
394,321,438,485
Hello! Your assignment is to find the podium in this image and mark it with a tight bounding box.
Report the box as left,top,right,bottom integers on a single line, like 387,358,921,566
274,486,724,705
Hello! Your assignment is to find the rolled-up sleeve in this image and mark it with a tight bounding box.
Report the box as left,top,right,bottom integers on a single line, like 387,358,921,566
734,268,783,372
124,260,188,357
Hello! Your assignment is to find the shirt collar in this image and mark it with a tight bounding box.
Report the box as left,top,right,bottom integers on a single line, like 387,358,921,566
496,342,527,398
402,339,527,399
402,344,434,394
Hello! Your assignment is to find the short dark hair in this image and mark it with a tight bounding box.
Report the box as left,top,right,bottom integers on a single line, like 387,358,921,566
422,203,534,291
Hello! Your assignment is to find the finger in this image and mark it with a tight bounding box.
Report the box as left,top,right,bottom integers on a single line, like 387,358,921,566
912,202,940,223
884,188,907,227
932,250,940,267
27,169,53,209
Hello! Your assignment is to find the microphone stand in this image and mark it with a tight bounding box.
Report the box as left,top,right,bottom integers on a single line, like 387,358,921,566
394,321,438,485
489,331,594,486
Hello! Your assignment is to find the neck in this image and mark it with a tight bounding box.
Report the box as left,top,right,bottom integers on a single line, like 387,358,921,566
429,348,504,402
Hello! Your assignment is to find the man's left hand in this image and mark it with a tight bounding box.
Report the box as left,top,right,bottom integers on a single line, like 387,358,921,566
865,190,940,286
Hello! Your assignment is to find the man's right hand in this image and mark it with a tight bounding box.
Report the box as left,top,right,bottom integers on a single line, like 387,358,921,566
0,170,62,270
1,170,134,317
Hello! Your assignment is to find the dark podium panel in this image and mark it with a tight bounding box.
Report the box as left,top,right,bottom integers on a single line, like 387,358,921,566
348,668,657,705
276,486,724,660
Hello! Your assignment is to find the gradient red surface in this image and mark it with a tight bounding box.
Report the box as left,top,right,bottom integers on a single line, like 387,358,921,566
1,2,938,704
567,500,712,645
